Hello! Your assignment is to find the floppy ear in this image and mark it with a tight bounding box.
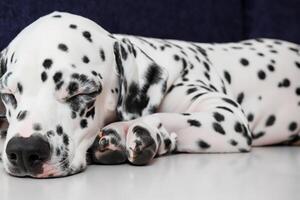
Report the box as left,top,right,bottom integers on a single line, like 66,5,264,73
113,38,168,120
0,48,8,78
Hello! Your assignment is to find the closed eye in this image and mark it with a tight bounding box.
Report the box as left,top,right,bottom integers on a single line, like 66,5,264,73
64,87,102,102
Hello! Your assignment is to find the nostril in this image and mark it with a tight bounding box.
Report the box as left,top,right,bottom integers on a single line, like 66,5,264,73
8,153,19,165
9,153,17,161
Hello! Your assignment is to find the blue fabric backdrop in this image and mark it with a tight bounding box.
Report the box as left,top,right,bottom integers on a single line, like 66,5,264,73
0,0,299,49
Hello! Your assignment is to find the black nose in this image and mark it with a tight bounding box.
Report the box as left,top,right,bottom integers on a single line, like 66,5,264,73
6,135,50,174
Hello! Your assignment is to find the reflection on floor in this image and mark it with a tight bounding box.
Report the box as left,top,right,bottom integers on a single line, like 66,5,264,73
0,147,300,200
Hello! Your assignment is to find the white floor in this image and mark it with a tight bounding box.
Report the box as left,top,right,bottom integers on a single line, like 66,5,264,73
0,147,299,200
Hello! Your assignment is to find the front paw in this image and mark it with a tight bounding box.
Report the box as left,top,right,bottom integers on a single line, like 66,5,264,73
126,122,159,165
90,128,127,165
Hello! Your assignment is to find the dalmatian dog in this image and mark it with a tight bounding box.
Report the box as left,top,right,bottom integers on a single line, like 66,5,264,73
0,11,299,178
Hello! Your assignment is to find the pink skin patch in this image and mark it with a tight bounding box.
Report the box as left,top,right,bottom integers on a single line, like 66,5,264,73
18,120,35,138
37,163,59,178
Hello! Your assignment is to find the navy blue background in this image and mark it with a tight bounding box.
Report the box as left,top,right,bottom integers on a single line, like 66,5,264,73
0,0,300,49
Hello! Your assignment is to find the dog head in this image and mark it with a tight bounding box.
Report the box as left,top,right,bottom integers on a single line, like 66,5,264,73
0,12,168,178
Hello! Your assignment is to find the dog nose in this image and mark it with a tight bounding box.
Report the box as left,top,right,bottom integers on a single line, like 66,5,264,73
6,135,50,173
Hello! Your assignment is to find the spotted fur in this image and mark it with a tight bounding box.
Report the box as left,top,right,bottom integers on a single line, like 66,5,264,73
0,12,299,178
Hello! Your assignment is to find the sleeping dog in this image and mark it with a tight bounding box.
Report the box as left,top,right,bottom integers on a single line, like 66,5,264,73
0,12,299,177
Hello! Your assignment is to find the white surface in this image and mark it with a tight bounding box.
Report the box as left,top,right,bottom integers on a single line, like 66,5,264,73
0,147,299,200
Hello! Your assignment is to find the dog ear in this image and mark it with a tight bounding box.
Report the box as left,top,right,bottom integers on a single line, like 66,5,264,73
113,38,168,120
0,48,8,78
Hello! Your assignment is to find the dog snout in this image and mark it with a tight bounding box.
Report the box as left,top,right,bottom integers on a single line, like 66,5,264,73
5,135,50,175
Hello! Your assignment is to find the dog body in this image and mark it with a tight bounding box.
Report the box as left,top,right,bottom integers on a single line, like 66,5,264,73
0,12,299,177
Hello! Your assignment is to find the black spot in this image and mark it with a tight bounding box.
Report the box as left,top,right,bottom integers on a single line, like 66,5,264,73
120,45,128,60
58,43,68,52
41,71,48,82
157,123,162,128
181,58,187,69
265,115,276,127
295,88,300,96
144,63,163,85
69,24,77,29
71,111,77,119
79,74,88,82
222,98,239,108
229,139,238,146
82,55,90,63
270,50,277,53
198,140,210,149
236,92,244,104
33,123,42,131
187,119,201,127
186,87,197,95
203,61,210,71
278,78,290,88
224,70,231,84
239,148,249,153
243,42,252,46
267,64,275,72
47,131,55,138
240,58,249,66
191,93,206,100
213,112,225,122
52,14,61,18
257,70,266,80
213,122,225,135
91,71,97,76
204,72,210,80
63,134,69,146
56,81,64,90
85,107,95,119
247,113,254,122
16,110,27,121
182,113,191,116
289,122,298,132
216,106,233,113
174,54,180,61
255,39,264,43
295,61,300,69
82,31,92,42
80,119,88,129
68,82,79,96
53,72,62,83
289,47,299,53
257,52,264,57
56,148,61,156
17,82,23,94
234,122,243,133
43,59,53,69
56,125,63,135
100,49,105,61
253,131,265,139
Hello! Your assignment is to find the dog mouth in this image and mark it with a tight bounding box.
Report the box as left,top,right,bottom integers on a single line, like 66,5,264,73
6,159,71,178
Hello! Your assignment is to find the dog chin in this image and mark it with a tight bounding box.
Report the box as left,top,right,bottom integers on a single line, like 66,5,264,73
4,160,65,178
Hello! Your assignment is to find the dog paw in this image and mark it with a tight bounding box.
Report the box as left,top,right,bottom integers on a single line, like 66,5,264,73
126,122,159,165
90,128,127,164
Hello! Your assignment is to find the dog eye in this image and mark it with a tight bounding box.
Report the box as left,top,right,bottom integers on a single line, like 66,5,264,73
65,88,101,102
